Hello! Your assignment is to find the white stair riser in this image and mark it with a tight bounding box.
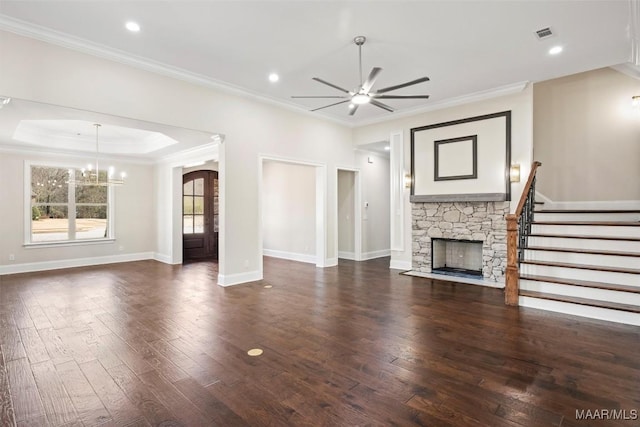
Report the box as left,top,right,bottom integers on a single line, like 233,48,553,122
524,249,640,269
520,264,638,286
520,280,640,306
534,212,640,222
519,296,640,326
531,224,640,238
528,236,640,253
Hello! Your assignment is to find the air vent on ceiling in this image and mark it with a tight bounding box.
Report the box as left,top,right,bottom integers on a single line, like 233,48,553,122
535,27,554,40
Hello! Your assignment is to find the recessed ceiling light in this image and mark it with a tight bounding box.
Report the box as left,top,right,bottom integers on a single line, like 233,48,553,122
348,104,355,109
549,45,563,55
268,73,279,83
384,146,390,151
125,21,141,32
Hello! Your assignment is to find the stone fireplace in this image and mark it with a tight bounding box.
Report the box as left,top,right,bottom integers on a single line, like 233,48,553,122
412,201,509,282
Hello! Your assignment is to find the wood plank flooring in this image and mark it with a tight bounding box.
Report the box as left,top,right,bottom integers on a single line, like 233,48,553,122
0,257,638,426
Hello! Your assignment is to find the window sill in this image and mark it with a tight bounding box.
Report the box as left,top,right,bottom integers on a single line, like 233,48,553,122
24,238,116,249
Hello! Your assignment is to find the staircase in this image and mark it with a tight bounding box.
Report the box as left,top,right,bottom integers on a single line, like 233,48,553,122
518,206,640,326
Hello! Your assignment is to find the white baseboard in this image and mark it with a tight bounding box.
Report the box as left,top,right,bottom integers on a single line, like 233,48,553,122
324,257,338,267
389,259,412,271
153,252,174,264
535,192,640,210
534,191,553,205
338,251,356,260
361,249,391,261
263,249,316,264
403,270,505,289
0,252,155,275
217,270,262,287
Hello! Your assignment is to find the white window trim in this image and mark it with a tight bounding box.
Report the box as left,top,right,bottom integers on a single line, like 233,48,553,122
24,160,116,247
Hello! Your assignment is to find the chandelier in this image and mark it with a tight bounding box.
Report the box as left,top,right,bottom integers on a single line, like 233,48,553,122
68,123,126,186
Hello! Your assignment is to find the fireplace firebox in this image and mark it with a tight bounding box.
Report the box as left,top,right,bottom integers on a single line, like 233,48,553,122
431,238,483,278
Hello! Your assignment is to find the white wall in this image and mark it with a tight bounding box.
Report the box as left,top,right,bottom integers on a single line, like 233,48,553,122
353,86,534,270
183,160,218,175
534,67,640,202
337,170,356,257
0,150,155,273
356,151,391,258
0,30,355,283
262,161,316,262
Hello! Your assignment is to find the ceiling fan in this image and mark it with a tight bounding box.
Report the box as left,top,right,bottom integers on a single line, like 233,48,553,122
292,36,430,116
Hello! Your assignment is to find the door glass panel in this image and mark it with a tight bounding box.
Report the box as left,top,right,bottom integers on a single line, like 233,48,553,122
183,180,194,196
183,196,193,214
214,215,219,232
183,215,193,234
194,196,204,215
194,178,204,196
194,215,204,233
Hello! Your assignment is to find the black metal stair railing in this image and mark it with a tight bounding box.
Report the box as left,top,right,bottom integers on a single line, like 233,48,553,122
517,175,536,264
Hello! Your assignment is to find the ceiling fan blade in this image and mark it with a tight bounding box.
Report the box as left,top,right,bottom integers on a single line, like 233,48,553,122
375,77,430,94
310,100,350,112
312,77,351,94
373,95,430,99
361,67,382,93
348,104,359,116
369,99,395,112
291,96,348,99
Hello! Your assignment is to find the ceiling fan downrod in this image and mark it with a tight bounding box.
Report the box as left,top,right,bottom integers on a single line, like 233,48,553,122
354,36,366,87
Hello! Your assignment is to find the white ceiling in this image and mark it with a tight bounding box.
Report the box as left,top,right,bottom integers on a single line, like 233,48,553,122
0,1,632,125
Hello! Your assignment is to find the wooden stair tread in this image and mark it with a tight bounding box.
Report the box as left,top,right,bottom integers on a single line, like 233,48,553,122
529,233,640,242
537,209,640,214
521,260,640,275
526,246,640,257
533,221,640,226
519,290,640,313
520,274,640,294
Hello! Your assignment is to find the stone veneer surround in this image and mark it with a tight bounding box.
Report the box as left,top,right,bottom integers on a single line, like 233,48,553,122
412,201,510,282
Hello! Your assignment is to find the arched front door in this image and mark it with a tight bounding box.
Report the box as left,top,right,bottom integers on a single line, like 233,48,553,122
183,170,218,261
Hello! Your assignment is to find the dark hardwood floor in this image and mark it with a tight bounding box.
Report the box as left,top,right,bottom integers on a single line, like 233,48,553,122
0,257,638,426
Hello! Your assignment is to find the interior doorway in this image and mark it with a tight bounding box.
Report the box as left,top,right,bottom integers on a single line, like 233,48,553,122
337,168,361,262
182,170,219,261
258,156,327,270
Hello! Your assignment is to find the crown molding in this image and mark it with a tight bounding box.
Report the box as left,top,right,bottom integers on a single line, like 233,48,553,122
610,62,640,80
157,142,219,167
352,81,529,128
0,15,352,128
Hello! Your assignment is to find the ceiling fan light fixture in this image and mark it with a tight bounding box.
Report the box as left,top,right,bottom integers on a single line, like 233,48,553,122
352,93,370,105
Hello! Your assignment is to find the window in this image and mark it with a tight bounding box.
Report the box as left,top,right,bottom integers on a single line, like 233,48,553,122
27,164,112,244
